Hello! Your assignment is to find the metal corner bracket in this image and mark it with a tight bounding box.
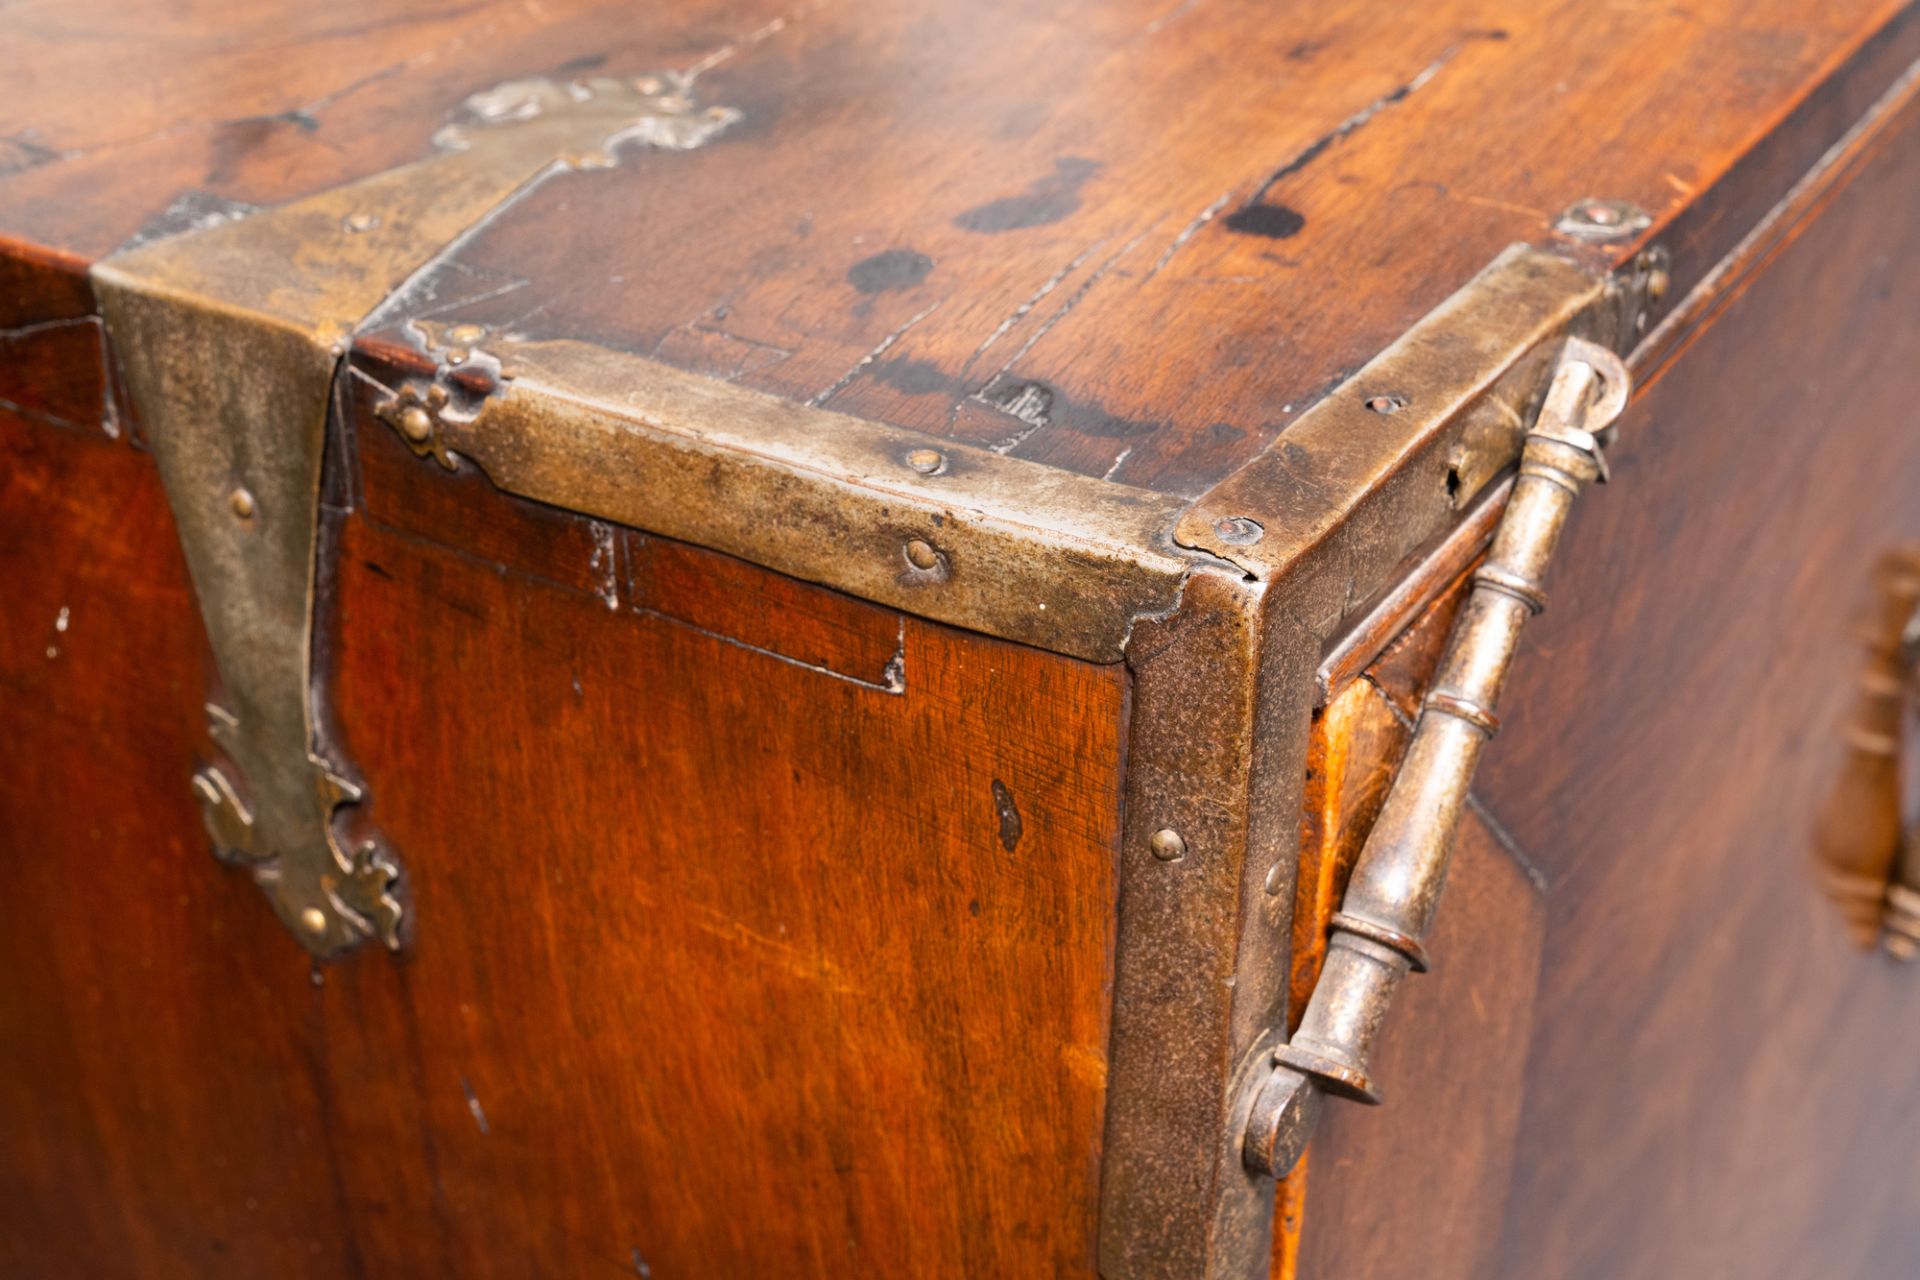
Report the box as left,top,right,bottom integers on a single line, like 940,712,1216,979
90,73,744,958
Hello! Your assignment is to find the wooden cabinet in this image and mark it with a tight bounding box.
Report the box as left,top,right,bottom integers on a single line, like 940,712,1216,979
4,2,1920,1276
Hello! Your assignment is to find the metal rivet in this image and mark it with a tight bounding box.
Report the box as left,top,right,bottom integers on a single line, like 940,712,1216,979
342,212,380,234
446,348,469,366
905,539,941,571
1554,197,1652,243
1149,828,1187,862
1265,861,1286,895
1365,393,1407,414
229,487,256,519
397,405,434,444
904,447,946,475
447,323,487,344
298,907,327,936
1212,516,1264,547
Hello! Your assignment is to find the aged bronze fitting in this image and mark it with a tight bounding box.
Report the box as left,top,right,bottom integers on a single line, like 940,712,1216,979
1876,583,1920,960
91,72,744,958
1241,337,1631,1179
1813,551,1920,952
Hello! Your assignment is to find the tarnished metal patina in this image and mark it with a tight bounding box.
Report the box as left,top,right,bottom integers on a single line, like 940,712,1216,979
362,329,1195,664
92,73,744,958
1241,338,1632,1179
1098,568,1312,1279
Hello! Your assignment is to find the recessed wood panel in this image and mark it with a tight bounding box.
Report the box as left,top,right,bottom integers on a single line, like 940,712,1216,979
0,407,1129,1277
308,502,1128,1276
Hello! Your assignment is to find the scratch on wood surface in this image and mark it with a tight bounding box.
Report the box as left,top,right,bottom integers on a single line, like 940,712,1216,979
808,300,942,407
941,240,1106,437
1444,190,1548,220
682,901,863,996
0,315,95,342
632,605,905,694
1147,188,1235,279
682,0,829,80
461,1077,491,1135
965,227,1156,448
0,393,85,433
1236,42,1467,216
1141,0,1206,37
588,521,619,609
960,240,1105,380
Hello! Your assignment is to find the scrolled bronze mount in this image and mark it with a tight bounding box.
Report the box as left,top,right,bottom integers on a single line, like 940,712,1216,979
1242,337,1632,1177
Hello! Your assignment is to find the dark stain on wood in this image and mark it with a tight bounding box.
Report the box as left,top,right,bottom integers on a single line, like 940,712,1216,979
992,778,1024,852
954,156,1101,233
1223,204,1307,239
847,248,934,294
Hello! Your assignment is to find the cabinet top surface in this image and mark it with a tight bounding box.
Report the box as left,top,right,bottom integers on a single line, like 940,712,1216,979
2,0,1906,498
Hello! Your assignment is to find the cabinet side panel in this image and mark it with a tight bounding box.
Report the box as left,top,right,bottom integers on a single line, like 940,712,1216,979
1292,67,1920,1280
315,474,1128,1276
0,405,1128,1276
1477,85,1920,1280
0,416,361,1279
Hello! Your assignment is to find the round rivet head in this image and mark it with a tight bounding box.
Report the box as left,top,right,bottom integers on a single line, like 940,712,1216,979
229,487,256,519
1212,516,1264,547
446,323,487,344
905,538,941,571
904,447,946,475
1149,828,1187,862
1554,197,1652,243
1364,393,1407,414
1265,861,1286,895
397,405,434,444
298,907,327,936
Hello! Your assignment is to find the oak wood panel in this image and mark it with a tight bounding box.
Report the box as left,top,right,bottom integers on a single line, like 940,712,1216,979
1470,90,1920,1276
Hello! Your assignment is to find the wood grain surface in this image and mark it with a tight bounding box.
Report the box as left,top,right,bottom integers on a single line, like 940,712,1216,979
0,400,1131,1276
1,0,1914,496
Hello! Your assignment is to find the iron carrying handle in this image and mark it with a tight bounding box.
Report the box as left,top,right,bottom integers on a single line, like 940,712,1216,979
1242,338,1631,1177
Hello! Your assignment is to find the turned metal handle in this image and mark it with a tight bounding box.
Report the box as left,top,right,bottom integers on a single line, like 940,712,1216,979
1243,337,1631,1177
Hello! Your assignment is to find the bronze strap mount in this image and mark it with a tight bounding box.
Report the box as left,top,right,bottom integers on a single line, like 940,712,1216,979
1242,336,1632,1177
